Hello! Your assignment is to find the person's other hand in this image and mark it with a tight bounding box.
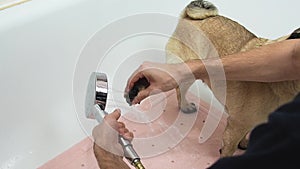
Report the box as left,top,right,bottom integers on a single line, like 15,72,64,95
92,109,133,156
125,61,195,104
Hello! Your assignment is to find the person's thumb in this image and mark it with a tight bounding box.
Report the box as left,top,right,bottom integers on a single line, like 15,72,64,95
105,109,121,121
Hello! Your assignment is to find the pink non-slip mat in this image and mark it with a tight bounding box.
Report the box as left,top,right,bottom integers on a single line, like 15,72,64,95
39,90,242,169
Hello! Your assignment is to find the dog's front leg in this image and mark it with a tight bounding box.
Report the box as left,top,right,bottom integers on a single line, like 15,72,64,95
176,83,197,114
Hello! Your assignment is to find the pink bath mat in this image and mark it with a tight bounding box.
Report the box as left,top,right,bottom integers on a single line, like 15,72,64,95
39,90,241,169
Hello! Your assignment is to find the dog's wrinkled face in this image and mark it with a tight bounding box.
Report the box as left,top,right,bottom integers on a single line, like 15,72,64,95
187,0,216,10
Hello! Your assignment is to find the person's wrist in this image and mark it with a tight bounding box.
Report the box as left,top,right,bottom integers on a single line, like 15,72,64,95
181,59,206,82
169,63,187,85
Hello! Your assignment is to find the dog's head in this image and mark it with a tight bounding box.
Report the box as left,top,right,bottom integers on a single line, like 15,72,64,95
183,0,218,20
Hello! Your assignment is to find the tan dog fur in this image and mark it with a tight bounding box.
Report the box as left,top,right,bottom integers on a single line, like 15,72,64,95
165,0,300,157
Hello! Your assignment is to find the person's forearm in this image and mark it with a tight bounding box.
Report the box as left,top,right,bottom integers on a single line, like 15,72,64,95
186,39,300,82
93,143,130,169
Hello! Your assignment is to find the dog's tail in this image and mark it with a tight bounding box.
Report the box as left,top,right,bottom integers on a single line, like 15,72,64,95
182,0,218,19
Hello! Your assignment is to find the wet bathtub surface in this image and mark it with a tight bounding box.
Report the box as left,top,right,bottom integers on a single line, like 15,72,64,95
39,90,242,169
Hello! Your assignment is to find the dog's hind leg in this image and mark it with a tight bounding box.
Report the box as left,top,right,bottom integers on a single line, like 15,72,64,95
220,114,250,157
238,132,250,150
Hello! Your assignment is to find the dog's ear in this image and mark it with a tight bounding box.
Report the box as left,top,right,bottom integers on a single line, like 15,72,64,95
287,28,300,40
181,0,218,19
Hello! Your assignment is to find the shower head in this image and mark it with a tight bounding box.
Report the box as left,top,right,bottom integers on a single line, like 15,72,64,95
84,72,145,169
85,72,108,123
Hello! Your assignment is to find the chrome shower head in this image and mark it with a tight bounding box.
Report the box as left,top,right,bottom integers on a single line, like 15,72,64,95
84,72,145,169
85,72,108,123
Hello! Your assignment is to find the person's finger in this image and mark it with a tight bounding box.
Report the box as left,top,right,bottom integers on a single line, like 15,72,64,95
102,109,121,130
125,62,152,93
118,128,129,135
125,65,142,93
122,132,134,141
118,122,125,128
105,109,121,121
131,88,151,104
111,109,121,119
125,71,145,93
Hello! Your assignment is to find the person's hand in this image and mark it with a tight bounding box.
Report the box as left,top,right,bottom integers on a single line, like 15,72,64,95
125,61,196,104
92,109,133,156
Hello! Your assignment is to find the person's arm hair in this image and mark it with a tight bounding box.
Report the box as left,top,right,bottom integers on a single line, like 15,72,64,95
186,39,300,82
93,143,130,169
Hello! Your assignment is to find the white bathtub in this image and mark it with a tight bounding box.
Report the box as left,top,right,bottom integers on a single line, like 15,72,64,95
0,0,298,168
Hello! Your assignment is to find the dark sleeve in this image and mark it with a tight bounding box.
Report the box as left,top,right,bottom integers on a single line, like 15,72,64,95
208,93,300,169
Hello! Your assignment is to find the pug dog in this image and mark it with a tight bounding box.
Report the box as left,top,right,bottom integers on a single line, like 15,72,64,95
165,0,300,157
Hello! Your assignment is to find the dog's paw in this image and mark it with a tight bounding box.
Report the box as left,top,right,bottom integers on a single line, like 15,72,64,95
180,102,197,114
124,77,150,105
237,132,250,150
219,148,222,154
238,139,249,150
